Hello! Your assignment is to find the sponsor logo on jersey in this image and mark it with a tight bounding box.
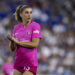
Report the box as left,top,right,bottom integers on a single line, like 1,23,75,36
15,33,18,35
33,30,39,34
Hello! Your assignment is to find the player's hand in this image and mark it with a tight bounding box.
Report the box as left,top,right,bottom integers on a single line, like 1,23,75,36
12,37,20,44
7,33,20,44
7,33,13,41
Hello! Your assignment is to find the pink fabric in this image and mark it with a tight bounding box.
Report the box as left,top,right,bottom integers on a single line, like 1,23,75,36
13,21,41,68
2,63,14,75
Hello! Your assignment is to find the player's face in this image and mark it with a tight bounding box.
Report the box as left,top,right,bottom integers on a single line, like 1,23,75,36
20,8,32,21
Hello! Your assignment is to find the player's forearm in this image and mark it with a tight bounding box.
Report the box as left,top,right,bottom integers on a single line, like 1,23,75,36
18,42,38,48
9,41,16,51
12,37,40,48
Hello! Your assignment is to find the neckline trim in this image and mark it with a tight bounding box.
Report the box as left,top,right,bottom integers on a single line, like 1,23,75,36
21,21,33,28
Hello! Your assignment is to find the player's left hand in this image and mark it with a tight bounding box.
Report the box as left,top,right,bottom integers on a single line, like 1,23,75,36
12,37,20,44
7,33,13,41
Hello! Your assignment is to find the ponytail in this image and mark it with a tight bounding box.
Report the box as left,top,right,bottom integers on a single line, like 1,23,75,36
15,5,22,22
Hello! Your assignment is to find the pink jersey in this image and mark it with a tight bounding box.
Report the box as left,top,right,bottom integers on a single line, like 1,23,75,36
2,63,14,75
13,21,41,68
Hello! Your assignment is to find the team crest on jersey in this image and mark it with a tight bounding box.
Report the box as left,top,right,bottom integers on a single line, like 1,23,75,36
26,31,30,35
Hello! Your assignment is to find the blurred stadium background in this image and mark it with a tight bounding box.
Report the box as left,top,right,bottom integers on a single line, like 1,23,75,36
0,0,75,75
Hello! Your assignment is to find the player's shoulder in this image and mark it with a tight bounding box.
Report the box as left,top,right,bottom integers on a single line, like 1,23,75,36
32,21,40,28
32,21,40,26
14,23,22,28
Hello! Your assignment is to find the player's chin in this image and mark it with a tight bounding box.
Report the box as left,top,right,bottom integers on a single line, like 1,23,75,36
27,19,32,21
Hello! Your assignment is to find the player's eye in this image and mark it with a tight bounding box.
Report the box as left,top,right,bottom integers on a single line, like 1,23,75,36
25,11,29,14
30,11,32,14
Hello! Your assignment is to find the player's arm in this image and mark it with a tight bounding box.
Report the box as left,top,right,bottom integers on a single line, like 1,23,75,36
9,41,17,51
18,38,40,48
7,33,17,51
12,38,40,48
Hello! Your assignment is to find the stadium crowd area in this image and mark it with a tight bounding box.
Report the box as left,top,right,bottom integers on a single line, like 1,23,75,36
0,0,75,75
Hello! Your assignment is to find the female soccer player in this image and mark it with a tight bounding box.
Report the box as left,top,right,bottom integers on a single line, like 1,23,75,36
7,5,41,75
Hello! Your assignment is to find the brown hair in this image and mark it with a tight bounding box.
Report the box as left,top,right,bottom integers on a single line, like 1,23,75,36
15,5,31,22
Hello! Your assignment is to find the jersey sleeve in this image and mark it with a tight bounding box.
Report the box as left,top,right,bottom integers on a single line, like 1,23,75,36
12,25,18,38
32,23,42,39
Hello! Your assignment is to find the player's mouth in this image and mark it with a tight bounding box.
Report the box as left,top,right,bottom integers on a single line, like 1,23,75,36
27,18,31,19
